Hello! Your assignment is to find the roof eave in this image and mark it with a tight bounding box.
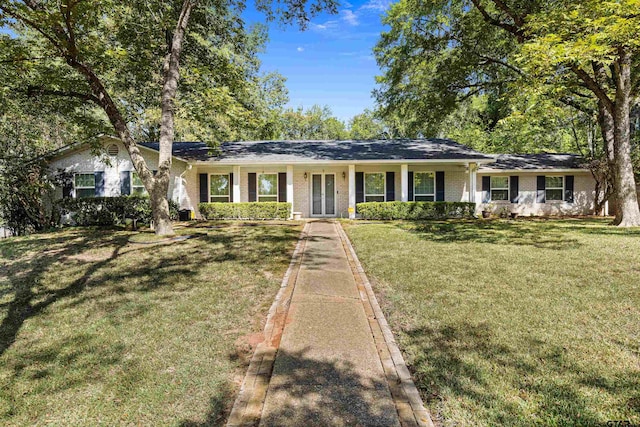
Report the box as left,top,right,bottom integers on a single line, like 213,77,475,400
478,168,589,173
189,158,496,165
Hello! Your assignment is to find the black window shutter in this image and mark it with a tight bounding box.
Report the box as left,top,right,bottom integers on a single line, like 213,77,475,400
386,172,395,201
435,171,445,201
229,173,234,202
63,180,73,199
536,175,546,203
355,172,364,204
199,173,208,203
120,171,131,196
509,176,519,203
94,171,105,197
482,176,491,203
408,171,414,201
278,172,287,202
565,175,574,203
248,173,257,202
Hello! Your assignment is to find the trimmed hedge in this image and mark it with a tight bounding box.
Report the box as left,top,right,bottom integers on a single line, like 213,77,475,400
199,202,292,220
57,196,179,226
356,201,476,220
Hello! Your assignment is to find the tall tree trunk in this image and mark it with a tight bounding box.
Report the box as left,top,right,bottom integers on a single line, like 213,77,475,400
597,100,618,217
611,48,640,226
152,0,196,236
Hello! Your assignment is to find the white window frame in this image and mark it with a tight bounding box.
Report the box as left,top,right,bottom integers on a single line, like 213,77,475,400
131,171,147,196
209,173,231,203
364,172,386,202
545,176,564,202
413,171,435,202
490,176,510,202
257,173,279,202
74,172,95,199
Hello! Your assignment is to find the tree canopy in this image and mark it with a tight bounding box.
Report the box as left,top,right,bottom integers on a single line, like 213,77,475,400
0,0,337,234
374,0,640,225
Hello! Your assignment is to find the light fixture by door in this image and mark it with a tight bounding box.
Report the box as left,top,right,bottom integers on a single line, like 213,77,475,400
304,172,307,180
342,171,346,180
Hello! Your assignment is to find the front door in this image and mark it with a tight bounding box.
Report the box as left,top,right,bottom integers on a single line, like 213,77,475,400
311,173,336,217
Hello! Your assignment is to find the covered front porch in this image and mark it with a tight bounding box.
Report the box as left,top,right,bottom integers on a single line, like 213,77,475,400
190,161,482,219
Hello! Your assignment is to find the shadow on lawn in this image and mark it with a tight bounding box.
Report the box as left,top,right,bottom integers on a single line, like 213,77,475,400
0,225,299,358
397,220,595,250
183,348,398,427
394,218,640,250
404,322,640,425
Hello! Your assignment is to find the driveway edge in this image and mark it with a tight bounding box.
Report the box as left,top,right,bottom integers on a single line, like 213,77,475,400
336,221,435,427
226,222,310,427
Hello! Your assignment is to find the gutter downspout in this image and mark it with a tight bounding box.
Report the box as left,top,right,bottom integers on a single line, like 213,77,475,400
179,164,193,214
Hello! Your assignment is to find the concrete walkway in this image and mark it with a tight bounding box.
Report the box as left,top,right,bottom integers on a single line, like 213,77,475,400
227,220,433,427
259,220,399,426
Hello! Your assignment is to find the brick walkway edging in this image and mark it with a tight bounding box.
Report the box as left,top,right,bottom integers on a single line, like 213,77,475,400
335,221,435,427
226,222,310,427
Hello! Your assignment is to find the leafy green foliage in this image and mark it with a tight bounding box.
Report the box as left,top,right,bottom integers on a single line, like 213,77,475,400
198,202,292,219
277,105,347,140
356,201,476,220
348,109,390,139
57,196,179,226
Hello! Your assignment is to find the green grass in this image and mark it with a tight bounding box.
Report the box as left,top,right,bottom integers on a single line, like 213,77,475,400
0,221,302,426
342,218,640,426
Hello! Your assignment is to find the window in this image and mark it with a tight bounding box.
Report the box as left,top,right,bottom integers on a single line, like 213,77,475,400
414,172,435,201
131,172,147,195
210,174,230,202
74,173,95,198
545,176,564,201
490,176,509,201
364,173,385,202
258,173,278,202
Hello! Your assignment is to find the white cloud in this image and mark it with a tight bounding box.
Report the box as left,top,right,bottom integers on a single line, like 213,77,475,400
297,47,304,52
360,0,392,12
310,20,338,31
340,9,359,26
342,1,353,7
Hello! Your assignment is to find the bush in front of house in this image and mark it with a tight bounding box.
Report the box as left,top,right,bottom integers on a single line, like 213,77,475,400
57,196,179,226
356,201,476,220
198,202,292,220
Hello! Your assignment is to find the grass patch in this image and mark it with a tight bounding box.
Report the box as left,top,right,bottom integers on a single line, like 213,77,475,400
0,221,302,426
343,218,640,426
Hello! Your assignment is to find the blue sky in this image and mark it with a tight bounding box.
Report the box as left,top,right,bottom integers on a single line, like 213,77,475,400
1,0,390,123
242,0,391,122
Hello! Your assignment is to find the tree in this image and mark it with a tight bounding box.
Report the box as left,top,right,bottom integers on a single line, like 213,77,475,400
0,0,336,235
279,105,348,139
347,109,390,139
375,0,640,226
0,92,88,234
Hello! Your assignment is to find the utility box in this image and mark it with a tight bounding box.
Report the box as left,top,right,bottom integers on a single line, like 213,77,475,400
178,209,193,221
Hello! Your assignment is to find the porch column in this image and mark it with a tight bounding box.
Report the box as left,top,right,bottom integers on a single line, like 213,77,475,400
469,162,477,203
286,165,294,218
233,165,241,202
348,164,356,219
400,164,409,202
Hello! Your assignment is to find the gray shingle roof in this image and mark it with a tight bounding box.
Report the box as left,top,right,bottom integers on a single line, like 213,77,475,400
139,139,495,163
480,153,585,171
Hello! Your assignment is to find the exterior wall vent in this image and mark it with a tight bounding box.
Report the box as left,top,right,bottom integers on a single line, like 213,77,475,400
107,144,119,156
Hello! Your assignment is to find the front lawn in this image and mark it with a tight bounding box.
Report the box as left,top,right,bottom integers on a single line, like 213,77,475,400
0,222,302,426
343,218,640,426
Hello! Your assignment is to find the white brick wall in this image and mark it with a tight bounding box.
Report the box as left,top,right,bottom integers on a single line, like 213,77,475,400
476,172,595,216
49,140,598,219
50,138,189,205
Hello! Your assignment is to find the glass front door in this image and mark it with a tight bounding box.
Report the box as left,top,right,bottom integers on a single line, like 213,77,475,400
311,173,336,217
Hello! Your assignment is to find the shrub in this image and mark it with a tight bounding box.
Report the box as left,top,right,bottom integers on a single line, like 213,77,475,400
356,201,476,220
199,202,292,220
57,196,179,226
